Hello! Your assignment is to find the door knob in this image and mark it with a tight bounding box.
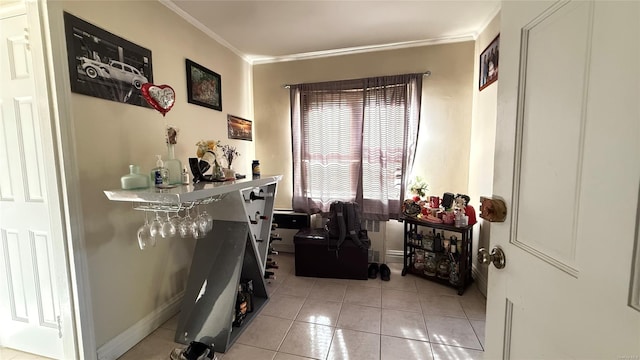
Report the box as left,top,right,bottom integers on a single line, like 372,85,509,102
478,247,506,269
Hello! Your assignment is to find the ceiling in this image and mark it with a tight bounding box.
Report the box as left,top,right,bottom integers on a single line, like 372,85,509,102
162,0,500,64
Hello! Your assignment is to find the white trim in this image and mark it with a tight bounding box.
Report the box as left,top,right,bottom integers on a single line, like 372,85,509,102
385,250,404,264
97,292,184,360
156,0,490,65
471,265,488,298
472,3,502,39
251,35,474,65
38,1,97,358
158,0,250,64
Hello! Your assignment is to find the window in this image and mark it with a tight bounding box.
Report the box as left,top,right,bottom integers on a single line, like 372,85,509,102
291,74,423,220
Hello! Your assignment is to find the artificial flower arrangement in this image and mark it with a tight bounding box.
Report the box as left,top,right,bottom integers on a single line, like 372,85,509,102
219,144,240,169
194,140,241,180
195,140,219,158
409,176,429,198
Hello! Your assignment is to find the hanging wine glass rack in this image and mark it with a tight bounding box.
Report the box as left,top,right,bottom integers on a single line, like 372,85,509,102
131,194,225,214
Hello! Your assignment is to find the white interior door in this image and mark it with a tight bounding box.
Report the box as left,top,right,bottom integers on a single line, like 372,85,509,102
0,8,67,359
485,1,640,358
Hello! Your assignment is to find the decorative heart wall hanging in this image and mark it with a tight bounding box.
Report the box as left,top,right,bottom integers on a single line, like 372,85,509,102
141,83,175,116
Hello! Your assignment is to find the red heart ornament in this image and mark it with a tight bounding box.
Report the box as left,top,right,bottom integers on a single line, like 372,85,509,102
141,83,175,117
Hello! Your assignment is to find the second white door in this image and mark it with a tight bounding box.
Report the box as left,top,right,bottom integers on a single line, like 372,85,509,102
485,1,640,358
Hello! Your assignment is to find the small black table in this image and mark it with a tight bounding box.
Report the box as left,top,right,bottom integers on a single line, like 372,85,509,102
400,215,474,295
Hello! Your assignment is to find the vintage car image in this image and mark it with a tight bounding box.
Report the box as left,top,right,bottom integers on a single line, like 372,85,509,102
80,57,148,89
64,12,153,107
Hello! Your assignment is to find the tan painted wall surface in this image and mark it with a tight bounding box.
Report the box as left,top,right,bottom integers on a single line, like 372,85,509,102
469,13,501,297
254,42,474,253
46,1,253,347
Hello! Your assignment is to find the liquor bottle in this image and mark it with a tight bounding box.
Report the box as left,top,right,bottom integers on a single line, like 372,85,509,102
232,285,248,327
437,255,451,279
252,160,260,179
449,252,460,285
424,252,437,277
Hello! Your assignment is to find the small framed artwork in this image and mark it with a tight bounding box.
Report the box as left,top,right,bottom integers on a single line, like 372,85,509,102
63,12,153,107
227,114,252,141
479,34,499,91
186,59,222,111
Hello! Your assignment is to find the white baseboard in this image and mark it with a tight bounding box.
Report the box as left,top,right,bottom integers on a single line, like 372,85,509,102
97,291,184,360
385,250,404,263
472,265,488,298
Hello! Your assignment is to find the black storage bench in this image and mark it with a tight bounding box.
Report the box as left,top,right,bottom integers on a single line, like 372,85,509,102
293,228,368,280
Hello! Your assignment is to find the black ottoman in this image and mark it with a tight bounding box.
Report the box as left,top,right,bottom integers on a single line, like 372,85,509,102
293,228,368,280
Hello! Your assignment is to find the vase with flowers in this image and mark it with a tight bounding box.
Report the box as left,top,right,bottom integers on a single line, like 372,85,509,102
165,126,182,184
409,176,429,200
195,140,224,180
218,143,240,180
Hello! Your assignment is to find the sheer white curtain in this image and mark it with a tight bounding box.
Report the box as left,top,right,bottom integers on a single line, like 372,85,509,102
291,74,422,220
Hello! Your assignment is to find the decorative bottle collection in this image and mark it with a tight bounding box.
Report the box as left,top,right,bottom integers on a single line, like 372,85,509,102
408,228,461,285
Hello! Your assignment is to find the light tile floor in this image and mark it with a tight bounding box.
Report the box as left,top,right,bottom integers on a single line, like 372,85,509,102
1,254,486,360
119,253,486,360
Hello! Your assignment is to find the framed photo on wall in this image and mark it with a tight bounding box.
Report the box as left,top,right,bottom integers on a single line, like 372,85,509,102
63,12,153,107
227,114,252,141
479,34,499,91
186,59,222,111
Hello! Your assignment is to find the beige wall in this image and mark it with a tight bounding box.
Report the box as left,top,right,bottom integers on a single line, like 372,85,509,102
468,13,501,297
46,1,253,347
253,42,475,254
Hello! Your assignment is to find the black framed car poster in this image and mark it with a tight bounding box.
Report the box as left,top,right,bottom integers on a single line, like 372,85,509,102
63,12,153,107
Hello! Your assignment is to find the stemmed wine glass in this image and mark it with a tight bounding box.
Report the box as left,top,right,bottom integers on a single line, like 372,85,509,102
149,212,163,238
197,206,214,234
136,212,153,250
160,212,177,238
189,207,203,239
169,211,182,233
179,209,194,238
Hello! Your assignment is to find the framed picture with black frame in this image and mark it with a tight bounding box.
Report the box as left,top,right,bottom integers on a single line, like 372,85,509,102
479,34,499,91
63,12,153,107
186,59,222,111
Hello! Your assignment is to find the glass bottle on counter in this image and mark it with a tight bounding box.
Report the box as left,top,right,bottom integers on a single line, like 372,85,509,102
252,160,260,179
121,164,149,190
165,144,182,185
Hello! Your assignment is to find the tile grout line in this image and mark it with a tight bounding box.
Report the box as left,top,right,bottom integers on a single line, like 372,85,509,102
460,297,486,350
